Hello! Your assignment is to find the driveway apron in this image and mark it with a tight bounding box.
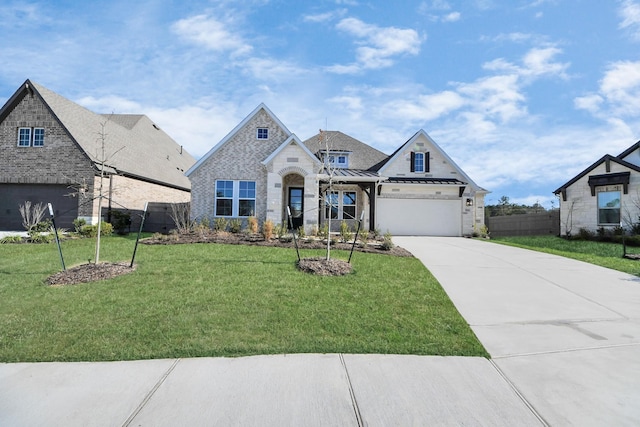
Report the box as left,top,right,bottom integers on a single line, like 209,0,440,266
395,236,640,427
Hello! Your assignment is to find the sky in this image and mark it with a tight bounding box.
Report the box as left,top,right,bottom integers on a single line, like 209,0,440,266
2,0,640,208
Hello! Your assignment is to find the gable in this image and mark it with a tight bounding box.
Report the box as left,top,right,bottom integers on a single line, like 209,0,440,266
377,130,482,190
618,142,640,168
301,131,388,171
186,104,291,177
0,83,95,184
554,154,640,200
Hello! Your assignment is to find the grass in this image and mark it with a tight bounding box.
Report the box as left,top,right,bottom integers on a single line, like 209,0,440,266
0,235,487,362
491,235,640,276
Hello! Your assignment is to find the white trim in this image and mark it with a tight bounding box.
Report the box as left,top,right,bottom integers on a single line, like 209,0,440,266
214,179,257,217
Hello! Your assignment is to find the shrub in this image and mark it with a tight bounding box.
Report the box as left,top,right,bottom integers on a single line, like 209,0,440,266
577,228,594,240
273,223,285,239
111,211,131,235
381,231,394,251
79,222,113,237
339,221,353,243
27,231,54,244
0,235,23,244
318,224,329,239
19,201,47,232
213,217,228,232
297,226,306,239
247,216,259,234
73,218,87,233
359,230,369,245
229,219,242,233
262,219,274,240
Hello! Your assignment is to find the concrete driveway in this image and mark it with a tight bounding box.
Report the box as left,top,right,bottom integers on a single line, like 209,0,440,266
396,236,640,426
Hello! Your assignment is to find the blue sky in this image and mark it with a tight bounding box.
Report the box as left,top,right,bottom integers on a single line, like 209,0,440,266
2,0,640,208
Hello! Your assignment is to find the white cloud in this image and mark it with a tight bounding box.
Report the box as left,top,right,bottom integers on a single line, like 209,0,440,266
442,12,461,22
329,18,423,73
619,0,640,40
171,14,252,57
303,9,347,23
577,60,640,118
76,96,142,113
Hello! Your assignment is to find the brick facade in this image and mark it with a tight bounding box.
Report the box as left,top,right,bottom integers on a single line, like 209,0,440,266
0,83,192,229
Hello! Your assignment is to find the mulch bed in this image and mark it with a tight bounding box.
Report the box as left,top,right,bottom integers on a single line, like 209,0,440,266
141,231,413,257
297,257,353,276
47,262,136,286
45,231,412,285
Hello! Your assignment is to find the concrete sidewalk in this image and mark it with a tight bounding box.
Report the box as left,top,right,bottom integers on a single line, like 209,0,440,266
0,354,541,426
396,237,640,426
3,237,639,426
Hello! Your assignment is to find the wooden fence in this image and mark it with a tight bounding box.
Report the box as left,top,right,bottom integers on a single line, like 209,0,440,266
485,211,560,237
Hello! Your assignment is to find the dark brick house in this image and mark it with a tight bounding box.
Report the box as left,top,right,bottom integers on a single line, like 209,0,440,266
0,79,195,230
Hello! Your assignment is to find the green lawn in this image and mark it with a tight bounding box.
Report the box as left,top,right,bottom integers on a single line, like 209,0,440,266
0,235,487,362
491,235,640,276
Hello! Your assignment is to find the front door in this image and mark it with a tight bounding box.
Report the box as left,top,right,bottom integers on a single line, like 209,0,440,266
288,187,304,230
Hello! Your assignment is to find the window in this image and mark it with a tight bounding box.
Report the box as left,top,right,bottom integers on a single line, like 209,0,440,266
215,180,234,216
238,181,256,216
325,191,339,219
257,128,268,140
18,128,31,147
324,190,356,220
414,152,425,173
410,151,429,173
17,127,45,147
33,128,45,146
215,180,257,217
323,153,349,168
597,190,620,225
342,191,356,220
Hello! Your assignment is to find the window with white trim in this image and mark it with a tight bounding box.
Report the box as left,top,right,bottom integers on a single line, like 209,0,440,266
323,153,349,168
18,127,45,147
324,190,356,220
257,128,268,140
215,180,257,217
238,181,256,216
597,190,620,225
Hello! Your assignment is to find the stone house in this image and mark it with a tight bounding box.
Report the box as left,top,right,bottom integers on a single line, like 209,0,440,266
0,79,195,230
187,103,487,236
554,141,640,236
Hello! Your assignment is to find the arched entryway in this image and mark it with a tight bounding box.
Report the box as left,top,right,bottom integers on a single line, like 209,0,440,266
283,173,304,230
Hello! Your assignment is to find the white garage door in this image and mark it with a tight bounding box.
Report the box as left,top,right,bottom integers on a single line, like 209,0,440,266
376,198,461,236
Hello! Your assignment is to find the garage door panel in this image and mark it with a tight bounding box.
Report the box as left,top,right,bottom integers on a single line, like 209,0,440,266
377,198,461,236
0,184,77,230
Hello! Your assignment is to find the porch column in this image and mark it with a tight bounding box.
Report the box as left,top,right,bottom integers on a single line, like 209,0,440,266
304,175,319,234
265,172,283,226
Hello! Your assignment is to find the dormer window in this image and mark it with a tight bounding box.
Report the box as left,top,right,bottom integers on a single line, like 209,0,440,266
257,128,268,140
324,152,349,168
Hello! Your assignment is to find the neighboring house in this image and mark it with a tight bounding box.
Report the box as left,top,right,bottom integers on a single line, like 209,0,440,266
554,141,640,235
0,79,195,230
187,103,487,236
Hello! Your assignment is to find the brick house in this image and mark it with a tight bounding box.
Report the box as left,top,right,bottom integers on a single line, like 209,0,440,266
0,79,195,230
554,141,640,235
187,103,487,236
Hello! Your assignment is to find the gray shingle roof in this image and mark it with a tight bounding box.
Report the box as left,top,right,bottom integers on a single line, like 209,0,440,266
30,81,195,190
302,131,388,171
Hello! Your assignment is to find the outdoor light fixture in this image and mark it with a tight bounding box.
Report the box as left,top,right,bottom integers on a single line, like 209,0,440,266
466,198,473,207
